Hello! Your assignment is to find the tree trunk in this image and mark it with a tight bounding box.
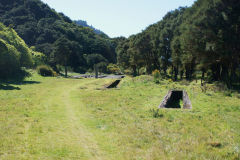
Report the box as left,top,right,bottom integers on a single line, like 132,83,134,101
174,66,178,81
201,70,205,86
132,65,137,77
221,64,230,87
163,66,167,77
212,64,220,81
230,64,237,84
94,64,98,79
185,67,190,80
171,65,174,80
65,65,67,77
180,70,184,80
146,65,152,75
137,68,140,75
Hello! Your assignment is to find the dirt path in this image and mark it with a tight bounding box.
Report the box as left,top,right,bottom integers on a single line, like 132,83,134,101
61,79,107,160
0,77,111,159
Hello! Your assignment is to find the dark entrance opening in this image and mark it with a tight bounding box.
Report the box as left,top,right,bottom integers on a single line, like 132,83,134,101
165,91,183,108
106,80,121,88
159,90,192,109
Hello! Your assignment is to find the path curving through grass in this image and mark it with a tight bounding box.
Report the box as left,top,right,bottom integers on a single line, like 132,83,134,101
0,76,112,159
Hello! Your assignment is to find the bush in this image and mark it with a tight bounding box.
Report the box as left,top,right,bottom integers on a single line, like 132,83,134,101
107,63,122,75
224,91,232,97
152,70,160,79
32,51,47,67
139,67,146,75
37,65,56,77
0,23,33,80
179,79,190,86
150,109,164,118
152,69,161,83
124,69,133,75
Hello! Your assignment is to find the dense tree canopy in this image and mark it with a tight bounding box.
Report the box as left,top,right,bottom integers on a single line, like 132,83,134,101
116,0,240,86
0,23,34,79
74,20,107,36
0,0,116,72
0,0,239,85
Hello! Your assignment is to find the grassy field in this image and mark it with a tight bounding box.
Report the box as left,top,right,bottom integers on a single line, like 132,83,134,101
0,73,240,159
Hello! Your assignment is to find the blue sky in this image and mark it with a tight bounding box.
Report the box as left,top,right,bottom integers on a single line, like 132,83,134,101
41,0,196,38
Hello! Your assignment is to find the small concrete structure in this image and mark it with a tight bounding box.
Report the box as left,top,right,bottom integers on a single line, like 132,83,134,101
106,80,121,88
159,90,192,109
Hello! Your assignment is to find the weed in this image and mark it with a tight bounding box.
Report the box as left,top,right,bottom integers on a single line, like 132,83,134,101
152,70,161,83
224,91,233,97
180,79,190,86
208,142,222,148
150,109,164,118
79,86,88,89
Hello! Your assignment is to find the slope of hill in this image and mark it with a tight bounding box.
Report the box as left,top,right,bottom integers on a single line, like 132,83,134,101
0,0,116,72
75,20,106,36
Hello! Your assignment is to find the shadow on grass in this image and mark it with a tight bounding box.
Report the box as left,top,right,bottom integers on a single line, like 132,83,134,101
0,84,21,90
0,81,41,90
9,81,41,85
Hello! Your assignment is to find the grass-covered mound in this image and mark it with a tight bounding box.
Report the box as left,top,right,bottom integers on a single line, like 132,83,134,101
0,74,239,159
0,23,35,79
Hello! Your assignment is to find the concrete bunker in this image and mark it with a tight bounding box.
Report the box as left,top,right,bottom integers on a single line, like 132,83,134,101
159,90,192,109
106,80,121,88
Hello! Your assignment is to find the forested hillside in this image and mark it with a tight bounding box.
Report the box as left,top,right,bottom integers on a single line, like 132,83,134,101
0,22,37,79
0,0,116,73
75,20,106,36
0,0,239,83
116,0,240,86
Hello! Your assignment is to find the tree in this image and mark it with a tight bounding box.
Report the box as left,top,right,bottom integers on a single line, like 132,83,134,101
52,37,72,77
0,23,34,80
84,53,108,68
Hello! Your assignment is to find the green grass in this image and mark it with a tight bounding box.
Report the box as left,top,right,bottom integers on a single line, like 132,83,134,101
0,73,240,159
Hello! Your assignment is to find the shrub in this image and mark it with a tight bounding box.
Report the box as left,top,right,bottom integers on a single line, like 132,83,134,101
150,109,164,118
224,91,232,97
37,65,56,77
139,67,146,75
0,23,33,80
179,79,190,86
152,69,161,83
32,51,47,67
107,63,122,75
124,69,132,75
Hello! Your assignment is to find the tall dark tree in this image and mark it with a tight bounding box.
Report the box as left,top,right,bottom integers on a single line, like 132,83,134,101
52,37,72,77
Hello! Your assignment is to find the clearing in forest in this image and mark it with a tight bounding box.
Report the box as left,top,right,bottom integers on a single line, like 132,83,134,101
0,74,240,159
